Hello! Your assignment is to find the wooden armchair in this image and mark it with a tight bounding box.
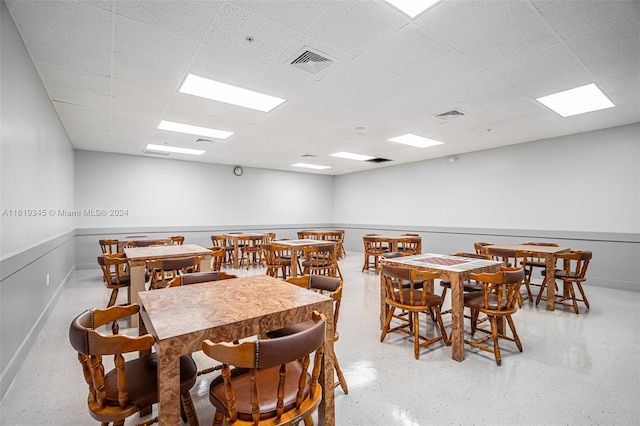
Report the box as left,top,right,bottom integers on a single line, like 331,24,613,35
239,235,263,269
69,304,199,426
149,256,198,289
202,312,326,426
465,267,525,366
302,243,340,278
380,264,449,360
99,239,119,254
97,253,130,307
268,275,348,394
262,243,292,279
538,250,592,314
362,236,386,273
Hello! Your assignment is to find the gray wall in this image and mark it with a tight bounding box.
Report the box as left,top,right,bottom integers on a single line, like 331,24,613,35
0,1,75,400
334,123,640,292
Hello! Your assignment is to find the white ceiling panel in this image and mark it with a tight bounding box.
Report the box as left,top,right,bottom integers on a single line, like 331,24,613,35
5,0,639,175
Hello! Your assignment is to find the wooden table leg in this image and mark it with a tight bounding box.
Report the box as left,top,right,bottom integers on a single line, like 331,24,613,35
318,301,335,426
545,254,556,311
450,274,465,362
129,263,146,328
156,342,182,425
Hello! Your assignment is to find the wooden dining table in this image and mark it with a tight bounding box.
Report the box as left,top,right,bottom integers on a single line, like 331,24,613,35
274,239,336,277
137,275,335,426
481,243,570,311
123,244,213,327
381,253,501,362
223,232,266,269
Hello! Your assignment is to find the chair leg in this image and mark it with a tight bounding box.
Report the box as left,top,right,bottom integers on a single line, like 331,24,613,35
506,314,522,352
568,282,579,314
433,306,450,346
333,353,349,394
380,306,396,342
181,391,199,426
413,311,421,359
107,288,118,308
489,316,501,366
576,282,590,308
213,410,225,426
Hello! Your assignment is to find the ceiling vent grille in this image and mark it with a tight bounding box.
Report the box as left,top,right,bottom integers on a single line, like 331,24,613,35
434,109,465,121
290,49,333,74
366,157,392,164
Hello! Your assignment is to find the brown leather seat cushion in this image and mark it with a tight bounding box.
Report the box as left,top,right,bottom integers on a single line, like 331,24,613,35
391,289,442,307
209,362,310,421
464,292,507,310
440,280,483,292
104,354,197,409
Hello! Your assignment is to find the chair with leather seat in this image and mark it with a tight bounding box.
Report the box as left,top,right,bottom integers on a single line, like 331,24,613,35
202,312,326,426
397,235,421,256
485,247,529,306
262,242,292,279
239,235,264,269
537,250,592,314
380,264,450,360
267,275,348,394
170,235,185,245
464,267,525,366
149,256,198,289
439,252,492,316
210,234,234,267
69,304,199,426
97,253,130,307
362,235,386,273
302,243,340,278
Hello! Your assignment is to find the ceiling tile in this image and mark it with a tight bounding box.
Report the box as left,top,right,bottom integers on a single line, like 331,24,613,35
233,0,333,33
566,15,640,64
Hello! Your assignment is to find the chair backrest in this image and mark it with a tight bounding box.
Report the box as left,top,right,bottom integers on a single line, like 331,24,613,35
451,252,492,260
151,257,197,289
99,239,119,254
397,236,421,255
485,247,528,268
121,239,168,248
210,234,230,248
474,242,492,254
170,235,185,245
181,271,238,285
69,304,156,423
468,267,525,313
363,235,385,253
303,244,338,276
201,313,326,425
207,247,225,271
97,253,129,287
381,264,439,307
556,250,592,282
287,275,343,335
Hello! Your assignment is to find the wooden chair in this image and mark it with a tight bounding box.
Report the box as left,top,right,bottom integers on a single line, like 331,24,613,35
380,264,450,360
207,247,225,271
239,235,263,269
97,253,130,307
302,244,340,278
268,275,348,394
439,252,492,316
485,247,529,306
202,312,326,426
464,267,525,366
520,242,560,301
210,234,234,267
362,236,386,273
99,239,119,254
397,236,421,256
69,304,199,426
537,250,592,314
170,235,185,245
262,243,292,279
149,256,198,289
324,230,346,259
474,242,492,254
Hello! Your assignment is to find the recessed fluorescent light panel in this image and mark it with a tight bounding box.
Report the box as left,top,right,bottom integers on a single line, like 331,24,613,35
179,73,286,112
145,144,205,156
158,120,233,139
384,0,441,18
330,152,376,162
387,133,444,148
291,163,332,170
536,83,615,117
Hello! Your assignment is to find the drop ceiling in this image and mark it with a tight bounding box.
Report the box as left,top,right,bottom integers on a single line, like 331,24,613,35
5,0,639,175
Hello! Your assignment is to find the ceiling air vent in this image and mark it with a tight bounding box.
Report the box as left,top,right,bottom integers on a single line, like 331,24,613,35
434,109,465,121
290,49,333,74
365,157,392,163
